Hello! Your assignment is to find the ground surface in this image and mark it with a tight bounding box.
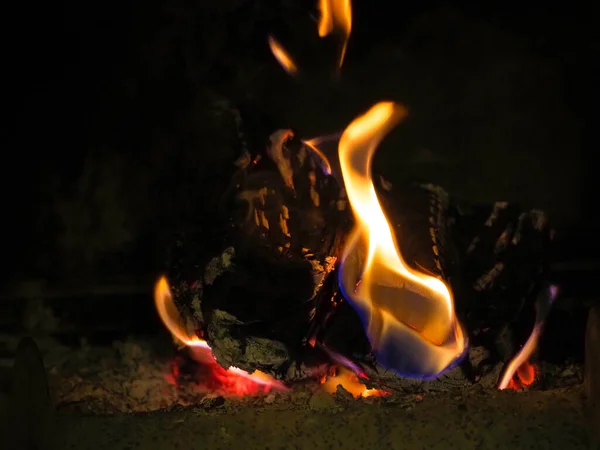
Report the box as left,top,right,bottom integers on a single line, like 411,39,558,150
57,386,590,450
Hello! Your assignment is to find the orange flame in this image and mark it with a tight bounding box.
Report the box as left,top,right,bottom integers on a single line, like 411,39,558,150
268,35,298,75
321,366,388,398
337,102,466,379
154,276,287,396
317,0,352,68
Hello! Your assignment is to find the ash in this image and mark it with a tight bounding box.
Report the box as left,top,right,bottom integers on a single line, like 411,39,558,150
44,338,230,414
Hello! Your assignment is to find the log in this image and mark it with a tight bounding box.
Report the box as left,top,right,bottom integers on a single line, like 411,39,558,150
313,182,555,387
168,129,349,377
453,202,554,365
166,124,555,387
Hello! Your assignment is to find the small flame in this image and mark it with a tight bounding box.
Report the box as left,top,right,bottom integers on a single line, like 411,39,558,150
337,102,466,379
154,276,287,395
503,360,536,391
154,276,207,348
498,331,540,391
303,138,333,176
321,366,388,398
498,284,557,390
268,35,298,75
317,0,352,68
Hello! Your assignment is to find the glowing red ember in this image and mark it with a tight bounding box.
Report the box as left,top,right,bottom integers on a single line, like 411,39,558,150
155,276,287,397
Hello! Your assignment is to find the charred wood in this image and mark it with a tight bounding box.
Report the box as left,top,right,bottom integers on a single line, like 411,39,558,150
315,182,555,388
168,130,349,377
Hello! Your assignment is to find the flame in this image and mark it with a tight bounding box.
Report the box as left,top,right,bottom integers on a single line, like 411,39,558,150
268,1,352,73
503,360,536,391
303,138,333,176
321,366,388,398
317,0,352,68
154,276,287,396
498,284,557,390
268,35,298,75
337,102,466,379
498,329,541,391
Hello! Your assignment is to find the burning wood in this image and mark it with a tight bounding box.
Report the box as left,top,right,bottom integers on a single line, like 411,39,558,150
160,127,348,379
158,114,556,397
335,102,466,380
153,0,560,400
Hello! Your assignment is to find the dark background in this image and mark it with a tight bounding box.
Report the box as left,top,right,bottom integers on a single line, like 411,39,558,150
1,0,597,292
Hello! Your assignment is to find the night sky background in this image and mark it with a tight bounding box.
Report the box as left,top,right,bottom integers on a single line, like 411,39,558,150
1,0,597,290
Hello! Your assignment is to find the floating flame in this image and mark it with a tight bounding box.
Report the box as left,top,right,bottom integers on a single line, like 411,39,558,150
154,276,287,396
317,0,352,68
268,35,298,75
337,102,466,379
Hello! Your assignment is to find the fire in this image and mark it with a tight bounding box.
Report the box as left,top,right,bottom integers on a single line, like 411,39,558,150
317,0,352,68
498,284,557,390
268,1,352,72
268,35,298,75
321,366,388,398
498,329,541,391
337,102,467,379
503,360,536,391
154,276,287,396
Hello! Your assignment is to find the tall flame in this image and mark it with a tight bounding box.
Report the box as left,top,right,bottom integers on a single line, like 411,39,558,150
317,0,352,68
337,102,466,379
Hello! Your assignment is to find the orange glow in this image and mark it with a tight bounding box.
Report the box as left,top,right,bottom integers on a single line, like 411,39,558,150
498,285,557,390
321,366,388,398
317,0,352,68
498,326,542,390
268,35,298,75
154,276,287,396
503,361,536,391
337,102,466,379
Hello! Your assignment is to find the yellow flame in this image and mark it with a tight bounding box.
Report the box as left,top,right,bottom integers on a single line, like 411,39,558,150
317,0,352,68
268,35,298,75
321,367,387,398
154,276,208,348
338,102,465,378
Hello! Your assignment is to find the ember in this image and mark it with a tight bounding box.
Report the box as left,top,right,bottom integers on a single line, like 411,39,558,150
498,284,557,390
320,366,388,398
155,276,287,396
155,0,560,399
503,361,536,391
